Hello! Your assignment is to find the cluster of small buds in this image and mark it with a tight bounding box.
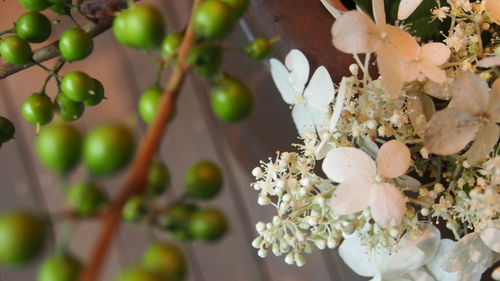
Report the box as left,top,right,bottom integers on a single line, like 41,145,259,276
251,141,345,266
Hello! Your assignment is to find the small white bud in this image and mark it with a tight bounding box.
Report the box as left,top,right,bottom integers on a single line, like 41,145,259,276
491,266,500,280
252,237,262,248
258,248,268,258
294,253,305,267
258,195,271,205
295,231,305,242
266,223,273,230
463,161,471,168
421,208,430,216
282,194,291,202
315,239,326,249
300,178,311,188
365,120,377,130
272,242,281,256
256,222,266,233
433,183,444,193
327,237,338,249
299,188,308,197
349,64,359,76
315,195,325,206
288,178,298,188
272,216,281,224
306,216,319,226
276,179,286,189
285,252,295,264
389,228,399,238
252,167,264,178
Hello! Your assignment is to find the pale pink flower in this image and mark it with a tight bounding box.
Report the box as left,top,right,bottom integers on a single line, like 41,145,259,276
401,43,451,83
486,0,500,24
331,0,420,98
322,140,410,227
424,72,500,165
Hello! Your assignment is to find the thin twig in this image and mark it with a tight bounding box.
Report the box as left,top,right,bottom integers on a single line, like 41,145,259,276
78,1,202,280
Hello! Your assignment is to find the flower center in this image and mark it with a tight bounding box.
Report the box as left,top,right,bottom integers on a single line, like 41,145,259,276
374,175,384,184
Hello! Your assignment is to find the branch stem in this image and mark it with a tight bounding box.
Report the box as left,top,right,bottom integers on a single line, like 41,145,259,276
78,1,201,280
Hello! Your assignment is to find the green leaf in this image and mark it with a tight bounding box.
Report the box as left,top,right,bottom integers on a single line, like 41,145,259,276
402,0,450,41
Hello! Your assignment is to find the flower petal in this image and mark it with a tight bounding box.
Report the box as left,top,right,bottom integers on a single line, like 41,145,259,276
330,77,347,132
330,176,373,215
426,239,459,281
331,11,378,54
401,61,419,82
370,183,407,227
322,147,377,182
407,92,436,138
449,71,490,115
285,49,309,93
423,80,452,100
419,63,447,83
303,66,335,109
486,0,500,24
465,121,499,165
480,226,500,253
477,56,500,68
292,103,321,136
382,25,420,61
421,43,451,66
377,45,405,99
373,0,387,27
338,234,378,277
270,58,299,105
377,140,411,179
424,108,480,155
488,77,500,122
398,0,423,20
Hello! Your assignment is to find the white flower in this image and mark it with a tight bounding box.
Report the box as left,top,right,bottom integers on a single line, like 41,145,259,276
485,0,500,24
440,226,500,281
432,6,450,22
424,73,500,165
426,239,459,281
322,140,410,227
401,43,451,83
398,0,424,20
331,0,419,98
270,49,335,137
339,224,441,280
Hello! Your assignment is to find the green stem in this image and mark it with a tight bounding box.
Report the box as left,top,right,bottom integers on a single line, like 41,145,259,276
0,29,14,36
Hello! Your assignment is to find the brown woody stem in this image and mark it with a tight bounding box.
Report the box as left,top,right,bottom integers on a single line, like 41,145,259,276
78,0,202,280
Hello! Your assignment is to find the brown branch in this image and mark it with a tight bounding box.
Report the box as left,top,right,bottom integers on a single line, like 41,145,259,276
0,0,127,80
78,0,203,280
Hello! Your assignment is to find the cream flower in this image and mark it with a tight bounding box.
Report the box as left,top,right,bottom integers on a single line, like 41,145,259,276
401,43,451,83
339,224,441,280
424,72,500,165
398,0,424,20
322,140,410,227
331,0,419,98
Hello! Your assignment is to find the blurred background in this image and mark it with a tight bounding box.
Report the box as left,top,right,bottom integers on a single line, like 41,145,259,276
0,0,366,280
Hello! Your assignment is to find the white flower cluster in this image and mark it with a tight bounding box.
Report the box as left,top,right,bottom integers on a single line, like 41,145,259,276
253,0,500,280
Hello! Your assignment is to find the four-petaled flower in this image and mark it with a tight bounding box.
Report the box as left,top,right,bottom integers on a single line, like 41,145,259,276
322,140,411,227
401,43,451,83
331,0,419,98
424,72,500,164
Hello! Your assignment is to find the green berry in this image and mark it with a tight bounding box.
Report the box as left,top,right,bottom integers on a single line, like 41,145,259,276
193,0,236,40
113,4,166,49
161,32,183,60
35,123,82,174
18,0,51,11
157,203,198,242
15,12,52,43
210,74,253,122
21,93,54,126
0,211,46,266
142,243,187,281
221,0,249,17
184,160,223,199
37,252,82,281
59,28,93,61
138,87,162,124
55,93,85,122
147,161,170,196
84,79,105,106
0,116,15,143
66,182,107,216
187,43,222,77
61,71,94,102
83,124,136,176
114,266,163,281
244,38,272,60
189,208,228,241
48,0,72,15
0,36,32,65
122,195,149,223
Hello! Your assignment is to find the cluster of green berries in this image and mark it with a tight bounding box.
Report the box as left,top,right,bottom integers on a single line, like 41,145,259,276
0,116,15,148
